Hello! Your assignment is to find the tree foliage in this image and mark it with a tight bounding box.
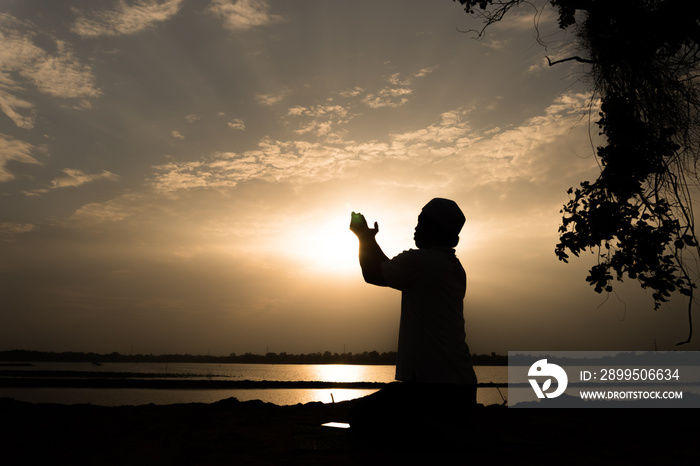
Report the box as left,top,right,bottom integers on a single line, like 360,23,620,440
455,0,700,343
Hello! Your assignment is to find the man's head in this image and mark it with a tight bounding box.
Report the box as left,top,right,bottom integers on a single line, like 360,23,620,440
414,198,465,249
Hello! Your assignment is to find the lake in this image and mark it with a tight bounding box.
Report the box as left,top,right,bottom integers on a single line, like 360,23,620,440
0,362,507,406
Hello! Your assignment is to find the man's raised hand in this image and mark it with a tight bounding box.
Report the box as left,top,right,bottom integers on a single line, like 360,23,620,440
350,212,379,239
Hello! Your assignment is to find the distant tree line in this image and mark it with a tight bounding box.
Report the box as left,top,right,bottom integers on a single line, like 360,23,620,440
0,350,507,366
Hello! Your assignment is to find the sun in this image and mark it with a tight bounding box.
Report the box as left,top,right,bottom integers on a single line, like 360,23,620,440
312,215,360,275
285,211,361,276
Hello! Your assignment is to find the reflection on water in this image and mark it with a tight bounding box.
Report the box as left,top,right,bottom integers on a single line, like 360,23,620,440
2,362,397,383
309,364,366,383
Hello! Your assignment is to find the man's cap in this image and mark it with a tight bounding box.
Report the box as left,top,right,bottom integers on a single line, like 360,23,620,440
421,198,465,236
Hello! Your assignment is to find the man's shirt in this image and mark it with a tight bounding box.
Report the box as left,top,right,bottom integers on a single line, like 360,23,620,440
382,247,477,385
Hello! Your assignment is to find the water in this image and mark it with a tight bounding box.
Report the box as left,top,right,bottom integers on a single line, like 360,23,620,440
0,362,507,406
1,361,395,382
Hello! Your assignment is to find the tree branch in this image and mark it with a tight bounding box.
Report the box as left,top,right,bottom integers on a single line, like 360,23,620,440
546,55,596,66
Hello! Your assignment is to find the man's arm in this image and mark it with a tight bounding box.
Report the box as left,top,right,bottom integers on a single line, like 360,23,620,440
349,212,389,286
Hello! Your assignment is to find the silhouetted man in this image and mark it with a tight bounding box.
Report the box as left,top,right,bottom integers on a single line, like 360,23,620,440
348,198,477,443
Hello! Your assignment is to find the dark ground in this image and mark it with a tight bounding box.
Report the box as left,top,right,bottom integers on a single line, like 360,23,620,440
0,396,696,465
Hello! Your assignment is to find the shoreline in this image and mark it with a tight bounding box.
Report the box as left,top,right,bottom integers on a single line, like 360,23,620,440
0,377,387,389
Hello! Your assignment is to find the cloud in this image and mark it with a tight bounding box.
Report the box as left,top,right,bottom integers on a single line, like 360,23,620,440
360,72,417,109
0,14,101,127
465,6,564,53
387,73,411,87
390,109,476,147
149,91,596,196
484,38,510,50
71,195,141,224
185,113,202,123
414,66,438,78
171,130,185,139
0,134,41,182
209,0,285,31
23,168,120,195
362,88,413,109
255,89,290,107
70,0,184,37
456,94,597,187
288,104,351,138
339,87,363,98
490,10,540,33
0,90,35,129
150,139,344,193
27,41,101,101
0,221,34,242
49,168,120,189
151,160,232,192
227,118,246,130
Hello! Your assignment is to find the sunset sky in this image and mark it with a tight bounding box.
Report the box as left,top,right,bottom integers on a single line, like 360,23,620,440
2,0,698,356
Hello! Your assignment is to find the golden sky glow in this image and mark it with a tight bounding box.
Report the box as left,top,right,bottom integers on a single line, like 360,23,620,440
1,0,697,355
